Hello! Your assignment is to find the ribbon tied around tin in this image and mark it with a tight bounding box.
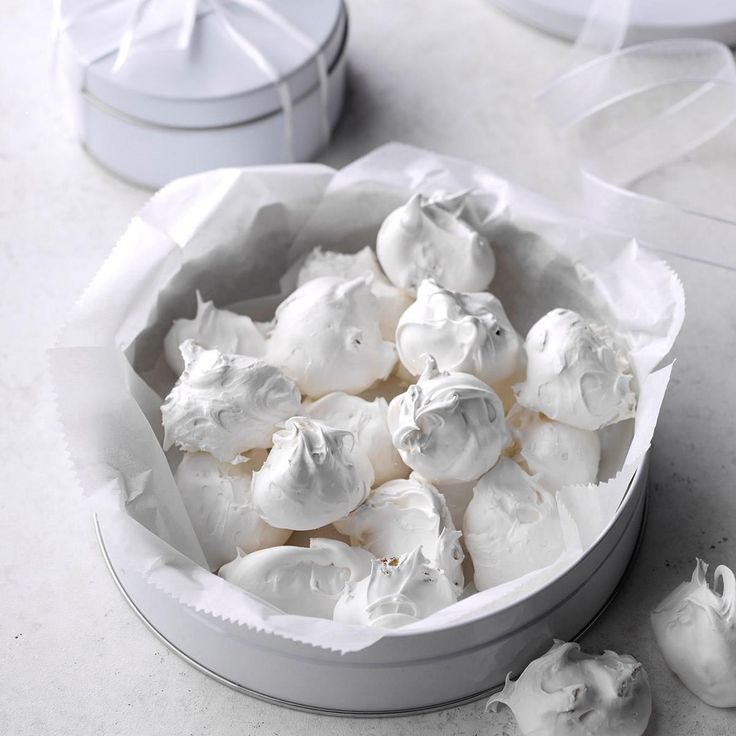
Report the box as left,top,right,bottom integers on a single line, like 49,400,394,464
52,0,334,163
538,0,736,271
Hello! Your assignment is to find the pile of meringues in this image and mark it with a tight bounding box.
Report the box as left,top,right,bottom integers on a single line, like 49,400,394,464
160,190,638,630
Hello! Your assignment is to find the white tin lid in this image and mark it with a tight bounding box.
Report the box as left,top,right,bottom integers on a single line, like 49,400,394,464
490,0,736,45
59,0,346,128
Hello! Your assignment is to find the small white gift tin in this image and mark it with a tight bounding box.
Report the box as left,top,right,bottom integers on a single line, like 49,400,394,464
55,0,348,189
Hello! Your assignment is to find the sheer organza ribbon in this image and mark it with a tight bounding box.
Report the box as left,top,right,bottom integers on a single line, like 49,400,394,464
51,0,332,162
538,0,736,271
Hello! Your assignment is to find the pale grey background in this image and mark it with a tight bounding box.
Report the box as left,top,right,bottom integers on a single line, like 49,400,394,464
2,1,736,734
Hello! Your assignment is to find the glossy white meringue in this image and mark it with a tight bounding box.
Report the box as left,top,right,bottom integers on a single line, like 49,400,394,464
651,559,736,707
302,392,408,486
333,547,457,629
219,538,373,619
463,458,565,590
506,404,600,492
163,292,267,375
387,357,510,483
334,473,464,593
396,279,523,388
162,341,301,463
251,417,374,531
174,451,290,570
488,640,652,736
376,192,496,294
295,246,413,340
266,276,397,398
514,309,636,431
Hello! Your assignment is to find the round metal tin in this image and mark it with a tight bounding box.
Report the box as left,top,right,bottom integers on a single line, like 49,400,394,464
490,0,736,45
60,0,347,126
58,3,348,188
95,456,649,716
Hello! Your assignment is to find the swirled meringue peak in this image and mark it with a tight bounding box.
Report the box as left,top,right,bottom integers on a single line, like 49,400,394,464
302,392,408,485
175,451,290,571
514,309,636,431
387,357,510,483
507,404,600,492
651,559,736,707
251,417,374,530
219,538,373,619
162,341,301,463
333,547,458,629
163,292,267,375
334,473,464,593
488,640,651,736
295,246,413,340
396,279,523,388
266,276,397,398
463,458,564,590
376,192,496,294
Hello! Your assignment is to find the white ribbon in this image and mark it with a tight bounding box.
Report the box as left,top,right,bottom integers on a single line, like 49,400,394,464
538,0,736,271
52,0,334,162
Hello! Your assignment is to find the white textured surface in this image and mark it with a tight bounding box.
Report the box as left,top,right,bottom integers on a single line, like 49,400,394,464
2,1,736,734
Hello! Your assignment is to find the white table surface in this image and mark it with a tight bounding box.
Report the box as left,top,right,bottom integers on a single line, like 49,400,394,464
2,1,736,734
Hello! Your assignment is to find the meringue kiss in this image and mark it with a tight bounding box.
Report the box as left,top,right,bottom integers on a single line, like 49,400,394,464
514,309,636,431
488,640,651,736
163,292,266,375
266,276,396,398
333,547,458,629
387,357,510,483
295,246,412,340
162,341,301,463
506,404,600,492
651,559,736,707
302,391,408,486
463,458,565,590
251,417,374,531
219,538,373,619
376,192,496,293
335,473,464,593
396,279,523,387
175,451,290,570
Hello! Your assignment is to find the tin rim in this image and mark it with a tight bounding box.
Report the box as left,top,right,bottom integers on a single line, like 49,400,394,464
94,490,648,717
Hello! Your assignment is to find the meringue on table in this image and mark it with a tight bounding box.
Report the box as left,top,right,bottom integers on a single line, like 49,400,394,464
163,292,267,375
294,246,412,341
506,404,600,491
387,357,511,483
488,640,652,736
302,391,408,486
333,547,458,629
251,416,374,531
651,559,736,707
514,308,636,431
265,276,397,398
376,192,496,294
334,473,464,594
175,451,290,571
219,538,373,619
463,458,565,590
396,279,524,389
161,340,301,463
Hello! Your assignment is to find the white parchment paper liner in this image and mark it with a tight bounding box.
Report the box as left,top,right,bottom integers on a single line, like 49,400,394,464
49,144,684,653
